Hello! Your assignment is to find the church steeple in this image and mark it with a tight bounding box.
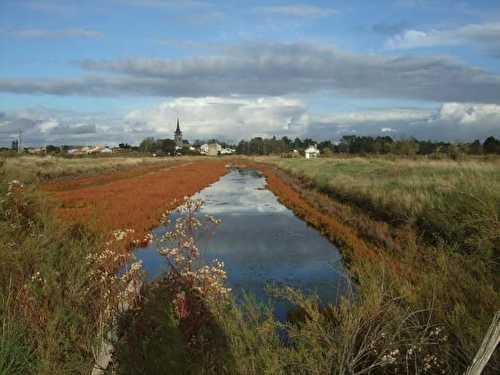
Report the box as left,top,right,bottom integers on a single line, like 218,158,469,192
175,118,181,135
174,118,183,148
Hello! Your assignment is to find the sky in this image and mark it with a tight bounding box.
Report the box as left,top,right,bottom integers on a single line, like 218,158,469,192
1,0,500,147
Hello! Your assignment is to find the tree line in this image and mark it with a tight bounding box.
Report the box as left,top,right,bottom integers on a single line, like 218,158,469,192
235,135,500,157
8,135,498,157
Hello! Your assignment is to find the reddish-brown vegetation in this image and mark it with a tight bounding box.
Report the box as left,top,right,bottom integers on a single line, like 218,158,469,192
246,161,400,272
44,160,227,244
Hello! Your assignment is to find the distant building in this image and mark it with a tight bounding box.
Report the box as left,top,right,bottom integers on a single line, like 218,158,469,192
305,145,320,159
17,131,24,153
220,147,236,155
27,147,46,154
67,145,112,155
174,118,183,149
11,131,24,153
200,142,221,156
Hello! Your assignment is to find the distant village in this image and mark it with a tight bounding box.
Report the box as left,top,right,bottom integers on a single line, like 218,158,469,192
5,119,238,157
3,118,500,157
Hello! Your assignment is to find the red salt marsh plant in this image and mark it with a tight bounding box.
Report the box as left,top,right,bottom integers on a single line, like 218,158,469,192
44,160,227,247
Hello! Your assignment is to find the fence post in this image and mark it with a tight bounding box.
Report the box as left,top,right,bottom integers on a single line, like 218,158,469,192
465,311,500,375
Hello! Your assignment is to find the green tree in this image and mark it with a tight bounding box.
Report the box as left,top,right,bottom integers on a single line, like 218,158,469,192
483,136,500,154
139,137,157,153
468,140,482,154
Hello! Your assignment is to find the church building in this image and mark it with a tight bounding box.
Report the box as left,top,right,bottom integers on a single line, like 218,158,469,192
174,118,183,149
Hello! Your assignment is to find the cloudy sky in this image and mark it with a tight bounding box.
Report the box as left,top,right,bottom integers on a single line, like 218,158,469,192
1,0,500,146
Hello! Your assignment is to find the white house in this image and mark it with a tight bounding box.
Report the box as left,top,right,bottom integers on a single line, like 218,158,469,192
305,145,320,159
220,147,236,155
200,143,222,156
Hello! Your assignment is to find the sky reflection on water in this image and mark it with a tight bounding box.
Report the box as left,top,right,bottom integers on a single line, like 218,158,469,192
134,168,348,320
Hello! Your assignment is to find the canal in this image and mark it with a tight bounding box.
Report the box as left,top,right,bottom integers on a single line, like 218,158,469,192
134,167,348,320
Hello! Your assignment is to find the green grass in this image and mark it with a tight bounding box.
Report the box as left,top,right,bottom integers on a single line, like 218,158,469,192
0,287,36,375
0,168,117,374
2,155,499,374
267,157,500,255
249,156,500,373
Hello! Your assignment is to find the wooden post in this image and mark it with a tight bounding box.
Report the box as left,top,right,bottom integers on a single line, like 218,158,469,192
465,311,500,375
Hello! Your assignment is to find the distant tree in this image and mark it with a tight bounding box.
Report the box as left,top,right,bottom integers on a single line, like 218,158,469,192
236,140,249,154
139,137,157,153
302,138,315,148
249,137,264,155
468,139,482,154
46,145,60,153
281,136,292,150
318,140,334,153
394,138,419,157
119,143,131,149
292,137,304,150
158,139,176,155
483,136,500,154
417,140,438,155
193,139,205,147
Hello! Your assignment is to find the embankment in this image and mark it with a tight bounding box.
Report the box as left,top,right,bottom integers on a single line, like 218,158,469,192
241,161,393,269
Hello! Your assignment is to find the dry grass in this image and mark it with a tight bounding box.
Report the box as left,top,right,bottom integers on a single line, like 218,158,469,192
247,156,500,373
261,156,500,252
1,155,182,184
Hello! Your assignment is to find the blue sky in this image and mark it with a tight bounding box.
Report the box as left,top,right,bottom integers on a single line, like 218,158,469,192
1,0,500,146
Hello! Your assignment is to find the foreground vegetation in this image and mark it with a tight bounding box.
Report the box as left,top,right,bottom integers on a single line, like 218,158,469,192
260,156,500,372
1,155,499,374
0,157,158,374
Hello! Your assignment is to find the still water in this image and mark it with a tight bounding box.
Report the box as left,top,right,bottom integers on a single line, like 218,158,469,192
134,168,348,320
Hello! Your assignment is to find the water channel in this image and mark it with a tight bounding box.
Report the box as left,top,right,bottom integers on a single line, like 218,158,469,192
134,168,348,320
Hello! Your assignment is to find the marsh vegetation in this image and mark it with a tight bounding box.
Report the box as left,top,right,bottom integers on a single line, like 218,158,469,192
0,155,499,374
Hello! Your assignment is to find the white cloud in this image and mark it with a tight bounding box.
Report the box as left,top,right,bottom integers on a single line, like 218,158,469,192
125,96,308,141
386,22,500,52
437,102,500,126
307,103,500,141
1,101,499,147
312,108,432,125
0,108,115,147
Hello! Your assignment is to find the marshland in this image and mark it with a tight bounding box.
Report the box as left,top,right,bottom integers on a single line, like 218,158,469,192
1,151,498,374
2,1,500,373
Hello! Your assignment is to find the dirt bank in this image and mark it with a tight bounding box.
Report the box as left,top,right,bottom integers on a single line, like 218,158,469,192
240,161,400,272
44,160,227,244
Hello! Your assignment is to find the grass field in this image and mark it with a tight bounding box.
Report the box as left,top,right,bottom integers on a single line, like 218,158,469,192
0,156,227,374
1,155,182,183
1,155,499,374
266,156,500,254
257,156,500,372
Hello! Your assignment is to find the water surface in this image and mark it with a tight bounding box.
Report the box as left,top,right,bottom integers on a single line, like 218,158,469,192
135,168,348,320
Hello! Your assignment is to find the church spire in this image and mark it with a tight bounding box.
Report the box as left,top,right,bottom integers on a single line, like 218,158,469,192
176,118,181,133
174,118,183,149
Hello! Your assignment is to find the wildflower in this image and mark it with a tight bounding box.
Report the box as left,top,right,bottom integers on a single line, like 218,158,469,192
157,199,231,319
